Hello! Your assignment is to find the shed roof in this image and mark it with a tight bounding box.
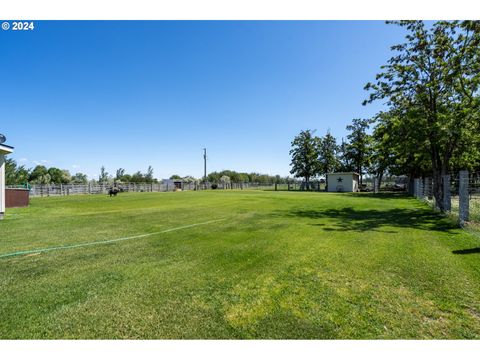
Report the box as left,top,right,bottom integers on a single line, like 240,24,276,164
0,144,14,155
327,172,360,176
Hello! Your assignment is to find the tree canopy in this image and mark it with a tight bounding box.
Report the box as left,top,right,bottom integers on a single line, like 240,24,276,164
364,21,480,209
289,130,321,188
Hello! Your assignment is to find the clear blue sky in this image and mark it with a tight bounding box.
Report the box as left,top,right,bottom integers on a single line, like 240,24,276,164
0,21,406,180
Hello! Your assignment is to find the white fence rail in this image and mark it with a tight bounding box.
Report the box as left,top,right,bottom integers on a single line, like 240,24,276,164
6,182,299,197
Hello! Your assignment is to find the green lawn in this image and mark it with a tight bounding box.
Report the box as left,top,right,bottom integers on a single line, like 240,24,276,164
1,190,479,339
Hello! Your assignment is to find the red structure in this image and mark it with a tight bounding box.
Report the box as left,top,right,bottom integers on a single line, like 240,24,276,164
5,189,30,208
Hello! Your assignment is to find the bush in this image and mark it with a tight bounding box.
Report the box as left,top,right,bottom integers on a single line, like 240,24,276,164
211,184,218,189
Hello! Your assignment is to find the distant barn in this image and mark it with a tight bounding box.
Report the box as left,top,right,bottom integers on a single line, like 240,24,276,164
326,172,360,192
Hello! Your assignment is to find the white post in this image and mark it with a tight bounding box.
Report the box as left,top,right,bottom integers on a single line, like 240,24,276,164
0,154,5,220
418,179,424,200
442,175,451,212
459,170,469,226
414,178,420,198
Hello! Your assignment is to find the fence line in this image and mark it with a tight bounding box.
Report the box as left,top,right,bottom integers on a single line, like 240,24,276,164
413,170,480,227
6,181,303,197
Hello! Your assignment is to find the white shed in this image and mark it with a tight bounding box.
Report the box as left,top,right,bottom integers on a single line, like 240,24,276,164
0,141,14,220
326,172,360,192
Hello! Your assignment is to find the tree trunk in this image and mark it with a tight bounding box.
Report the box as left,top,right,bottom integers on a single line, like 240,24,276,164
430,146,447,212
377,171,384,192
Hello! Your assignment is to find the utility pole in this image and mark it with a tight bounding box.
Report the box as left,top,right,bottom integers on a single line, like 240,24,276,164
203,148,207,187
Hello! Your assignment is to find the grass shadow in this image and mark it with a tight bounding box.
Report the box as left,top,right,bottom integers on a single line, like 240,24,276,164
452,247,480,255
273,206,457,233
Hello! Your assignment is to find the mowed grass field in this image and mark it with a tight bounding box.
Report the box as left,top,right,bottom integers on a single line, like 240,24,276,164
1,190,479,339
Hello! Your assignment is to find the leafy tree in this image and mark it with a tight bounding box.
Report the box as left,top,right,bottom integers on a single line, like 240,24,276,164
318,130,340,184
170,174,182,180
337,138,355,172
182,175,197,183
344,119,373,184
4,158,29,185
370,110,431,184
115,168,125,181
119,174,132,183
29,165,50,184
130,171,144,183
47,167,71,184
98,166,110,183
289,130,321,189
71,172,88,184
364,21,480,210
145,166,154,183
15,165,30,185
220,175,231,183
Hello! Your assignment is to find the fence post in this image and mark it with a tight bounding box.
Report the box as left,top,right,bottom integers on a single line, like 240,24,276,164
459,170,469,226
418,178,424,200
414,178,419,198
423,178,433,200
442,175,451,212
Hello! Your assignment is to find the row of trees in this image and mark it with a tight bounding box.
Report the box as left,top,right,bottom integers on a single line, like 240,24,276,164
4,160,159,185
290,21,480,210
6,159,286,186
169,171,289,184
5,160,87,185
205,170,288,184
105,166,158,184
290,120,373,189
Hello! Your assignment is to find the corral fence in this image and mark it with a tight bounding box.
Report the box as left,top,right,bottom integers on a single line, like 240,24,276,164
6,178,400,197
6,181,301,197
412,170,480,227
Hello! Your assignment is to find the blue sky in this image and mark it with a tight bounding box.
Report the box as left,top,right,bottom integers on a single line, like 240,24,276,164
0,21,406,180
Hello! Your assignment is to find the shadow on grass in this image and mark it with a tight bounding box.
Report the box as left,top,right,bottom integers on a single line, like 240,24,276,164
452,247,480,255
273,206,457,233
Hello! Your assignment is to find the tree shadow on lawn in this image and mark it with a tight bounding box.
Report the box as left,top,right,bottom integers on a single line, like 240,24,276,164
273,206,457,234
452,247,480,255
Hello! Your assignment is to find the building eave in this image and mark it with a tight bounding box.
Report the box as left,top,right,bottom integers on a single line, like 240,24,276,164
0,144,14,155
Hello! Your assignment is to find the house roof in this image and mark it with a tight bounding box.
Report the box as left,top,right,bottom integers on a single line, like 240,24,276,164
0,143,14,155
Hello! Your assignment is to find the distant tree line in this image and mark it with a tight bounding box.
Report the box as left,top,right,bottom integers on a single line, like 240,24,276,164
167,171,289,185
4,160,159,185
5,160,86,185
6,159,287,187
205,170,288,184
290,21,480,208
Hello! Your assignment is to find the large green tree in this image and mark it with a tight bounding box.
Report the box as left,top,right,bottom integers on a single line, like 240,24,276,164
365,21,480,210
289,130,321,189
145,166,154,183
98,166,110,183
343,118,373,184
47,167,71,184
29,165,51,184
71,172,89,184
5,158,29,185
318,131,340,190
